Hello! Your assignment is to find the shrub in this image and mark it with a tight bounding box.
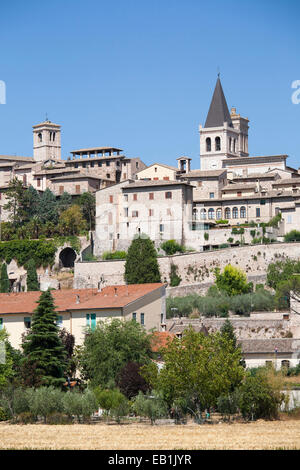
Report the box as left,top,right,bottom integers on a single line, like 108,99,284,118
62,390,97,422
28,387,64,423
204,232,209,241
160,240,185,256
0,407,8,421
169,263,182,287
117,362,149,399
102,251,127,260
216,220,229,225
217,390,241,421
284,230,300,242
132,391,168,425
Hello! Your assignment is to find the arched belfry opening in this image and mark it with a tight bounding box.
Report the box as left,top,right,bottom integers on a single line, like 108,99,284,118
59,247,77,268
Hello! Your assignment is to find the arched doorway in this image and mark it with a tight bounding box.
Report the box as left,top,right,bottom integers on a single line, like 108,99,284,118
59,247,77,268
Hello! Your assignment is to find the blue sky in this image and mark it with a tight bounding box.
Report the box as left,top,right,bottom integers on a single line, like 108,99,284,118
0,0,299,169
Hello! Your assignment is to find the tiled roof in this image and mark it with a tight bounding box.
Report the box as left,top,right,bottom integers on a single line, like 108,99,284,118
124,180,193,189
151,331,175,352
222,183,257,191
183,169,226,178
0,155,34,162
272,178,300,186
0,283,164,315
70,147,123,154
136,163,178,174
239,338,300,354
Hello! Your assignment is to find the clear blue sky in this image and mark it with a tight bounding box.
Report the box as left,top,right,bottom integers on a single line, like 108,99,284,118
0,0,299,169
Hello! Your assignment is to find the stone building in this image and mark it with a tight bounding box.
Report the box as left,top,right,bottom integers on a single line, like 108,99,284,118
0,121,146,221
93,76,300,255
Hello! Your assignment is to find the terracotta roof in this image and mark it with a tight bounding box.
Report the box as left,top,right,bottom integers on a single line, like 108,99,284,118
239,338,300,354
183,169,226,178
124,180,193,189
70,147,123,154
0,284,164,315
0,155,34,162
50,173,103,181
136,163,178,174
151,331,175,352
222,183,257,191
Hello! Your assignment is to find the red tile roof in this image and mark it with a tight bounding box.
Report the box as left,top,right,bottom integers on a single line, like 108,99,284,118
151,331,175,352
0,284,164,315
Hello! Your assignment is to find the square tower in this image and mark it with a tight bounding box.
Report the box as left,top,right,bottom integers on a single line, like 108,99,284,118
33,120,61,162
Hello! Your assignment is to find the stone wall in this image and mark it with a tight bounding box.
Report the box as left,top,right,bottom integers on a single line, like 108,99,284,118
74,242,300,291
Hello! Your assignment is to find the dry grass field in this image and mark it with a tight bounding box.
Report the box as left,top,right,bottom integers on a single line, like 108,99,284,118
0,419,300,450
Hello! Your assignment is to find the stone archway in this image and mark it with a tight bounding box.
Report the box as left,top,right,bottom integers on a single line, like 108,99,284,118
59,247,77,268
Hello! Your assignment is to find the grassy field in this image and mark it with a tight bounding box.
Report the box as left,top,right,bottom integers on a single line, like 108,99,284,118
0,419,300,450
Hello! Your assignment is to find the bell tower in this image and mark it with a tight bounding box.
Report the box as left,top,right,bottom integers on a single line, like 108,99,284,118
33,118,61,162
199,77,249,170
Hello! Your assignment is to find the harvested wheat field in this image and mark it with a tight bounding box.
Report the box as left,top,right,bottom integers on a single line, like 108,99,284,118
0,420,300,450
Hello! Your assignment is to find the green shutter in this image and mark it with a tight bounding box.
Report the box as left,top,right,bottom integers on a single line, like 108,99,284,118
91,313,96,330
0,318,3,330
141,313,144,325
86,314,90,327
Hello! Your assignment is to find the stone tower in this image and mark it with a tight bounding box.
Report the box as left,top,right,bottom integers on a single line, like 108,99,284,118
199,77,249,170
33,119,61,162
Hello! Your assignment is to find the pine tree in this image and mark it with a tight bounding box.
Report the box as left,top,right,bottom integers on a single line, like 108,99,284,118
124,236,161,284
220,319,237,349
26,259,40,291
0,263,10,293
22,289,66,386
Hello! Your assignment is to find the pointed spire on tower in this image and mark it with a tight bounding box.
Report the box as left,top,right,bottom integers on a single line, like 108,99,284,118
204,77,233,128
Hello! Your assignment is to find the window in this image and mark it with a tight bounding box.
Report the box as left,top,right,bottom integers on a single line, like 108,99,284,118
216,208,222,220
215,137,221,151
149,209,154,217
124,194,128,201
229,137,232,152
161,313,164,324
165,192,172,199
206,138,211,152
256,208,261,217
56,315,63,328
136,162,139,169
154,167,157,173
225,207,231,219
232,207,238,219
98,162,102,167
124,208,128,217
200,209,207,220
109,195,113,203
237,191,242,197
0,318,3,330
76,185,80,194
208,208,215,219
132,211,139,217
281,360,290,369
106,174,110,179
209,192,214,199
140,313,145,325
24,317,31,329
37,178,41,187
82,162,87,168
260,199,266,205
163,176,170,181
106,161,110,167
159,224,164,232
91,161,94,168
240,206,246,218
132,312,137,321
133,194,137,201
149,193,154,200
38,133,42,142
233,139,236,153
123,173,127,179
86,313,96,331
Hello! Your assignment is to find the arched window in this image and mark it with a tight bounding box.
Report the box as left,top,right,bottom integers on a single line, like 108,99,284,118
233,139,236,153
225,207,231,219
200,209,207,220
38,133,42,143
193,208,198,220
240,206,246,218
229,137,232,152
206,138,211,152
215,137,221,151
208,208,215,220
232,207,238,219
216,208,222,220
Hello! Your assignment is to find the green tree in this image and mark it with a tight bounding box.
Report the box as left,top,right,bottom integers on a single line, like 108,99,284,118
37,188,59,225
215,264,252,296
57,192,73,214
3,178,27,227
21,289,66,386
153,328,244,417
0,263,9,293
267,258,300,290
79,319,153,388
78,192,96,231
125,236,161,284
0,329,14,389
26,259,39,292
220,319,237,349
58,205,87,236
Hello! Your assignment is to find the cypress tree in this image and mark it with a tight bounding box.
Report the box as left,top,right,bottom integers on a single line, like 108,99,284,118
22,289,66,386
124,236,161,284
26,259,40,291
0,263,10,293
220,319,237,349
